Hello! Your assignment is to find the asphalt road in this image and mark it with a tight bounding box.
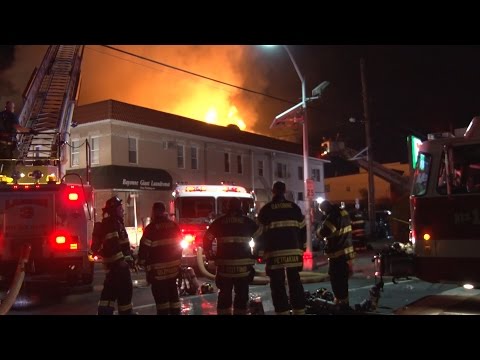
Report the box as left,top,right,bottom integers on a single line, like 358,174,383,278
4,246,479,315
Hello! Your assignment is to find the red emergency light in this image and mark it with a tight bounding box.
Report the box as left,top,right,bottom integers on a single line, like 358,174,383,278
52,231,78,251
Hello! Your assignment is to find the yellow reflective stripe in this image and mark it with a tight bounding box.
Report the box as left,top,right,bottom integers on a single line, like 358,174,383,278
337,225,352,236
252,225,263,238
105,231,119,240
217,236,251,244
217,271,251,278
98,300,115,307
147,259,182,270
275,311,290,315
326,246,355,259
150,238,179,247
264,249,303,259
323,220,337,233
351,220,365,225
154,273,180,281
118,303,133,312
215,258,255,266
298,219,306,228
156,302,170,310
143,238,153,247
340,210,349,217
170,302,181,309
266,220,303,230
269,262,303,270
102,252,124,263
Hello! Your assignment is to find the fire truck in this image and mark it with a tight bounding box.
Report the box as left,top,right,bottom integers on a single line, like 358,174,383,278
377,117,480,287
0,45,95,289
170,184,255,266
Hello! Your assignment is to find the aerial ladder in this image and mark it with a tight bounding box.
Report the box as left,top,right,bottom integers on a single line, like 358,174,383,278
0,46,92,314
16,45,84,181
321,140,411,193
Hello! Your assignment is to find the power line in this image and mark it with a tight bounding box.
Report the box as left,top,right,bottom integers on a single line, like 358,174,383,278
100,45,297,106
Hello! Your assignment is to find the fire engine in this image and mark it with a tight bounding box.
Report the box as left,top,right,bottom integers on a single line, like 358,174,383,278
377,117,480,287
0,46,95,290
170,184,255,266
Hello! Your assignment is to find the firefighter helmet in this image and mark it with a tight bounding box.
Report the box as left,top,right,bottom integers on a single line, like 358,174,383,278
103,196,122,212
200,282,214,294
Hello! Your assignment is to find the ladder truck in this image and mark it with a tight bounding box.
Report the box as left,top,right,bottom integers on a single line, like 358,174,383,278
0,45,95,294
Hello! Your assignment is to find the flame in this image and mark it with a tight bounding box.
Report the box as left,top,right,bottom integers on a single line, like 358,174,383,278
204,105,246,130
77,45,270,132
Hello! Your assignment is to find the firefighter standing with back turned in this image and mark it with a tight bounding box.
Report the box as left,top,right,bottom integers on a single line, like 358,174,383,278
137,202,183,315
203,197,258,315
317,200,355,311
91,196,135,315
254,181,307,315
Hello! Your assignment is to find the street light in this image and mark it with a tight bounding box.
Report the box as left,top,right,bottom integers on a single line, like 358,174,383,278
266,45,328,269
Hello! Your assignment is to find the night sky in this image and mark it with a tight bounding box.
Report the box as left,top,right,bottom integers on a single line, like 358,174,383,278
2,45,480,172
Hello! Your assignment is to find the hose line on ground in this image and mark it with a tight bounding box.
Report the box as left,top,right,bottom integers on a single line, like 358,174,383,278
0,244,31,315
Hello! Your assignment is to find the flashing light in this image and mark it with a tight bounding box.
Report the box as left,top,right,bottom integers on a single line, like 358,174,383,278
423,233,431,241
316,196,325,204
70,243,78,250
24,185,30,190
249,238,255,249
47,173,57,183
20,173,25,178
56,236,66,244
180,240,188,249
184,234,195,243
409,230,416,246
68,192,79,201
463,284,474,290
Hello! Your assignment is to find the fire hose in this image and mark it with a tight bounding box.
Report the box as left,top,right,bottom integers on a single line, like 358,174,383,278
0,244,31,315
196,247,329,285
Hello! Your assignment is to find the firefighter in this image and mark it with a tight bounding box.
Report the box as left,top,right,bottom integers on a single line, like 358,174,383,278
137,202,183,315
203,197,258,315
91,196,135,315
254,181,306,315
0,101,36,177
317,200,355,311
350,203,367,249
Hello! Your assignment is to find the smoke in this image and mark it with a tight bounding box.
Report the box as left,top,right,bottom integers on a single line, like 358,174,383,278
0,45,47,108
80,45,270,131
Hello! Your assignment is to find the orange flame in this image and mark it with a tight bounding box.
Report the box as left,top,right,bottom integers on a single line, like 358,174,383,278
78,45,268,132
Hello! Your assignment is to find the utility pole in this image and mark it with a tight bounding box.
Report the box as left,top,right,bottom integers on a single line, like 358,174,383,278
361,58,376,238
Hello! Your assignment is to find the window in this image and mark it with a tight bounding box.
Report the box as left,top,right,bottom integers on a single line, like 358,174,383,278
191,147,198,170
224,153,230,173
298,166,304,180
71,140,80,166
436,144,480,195
412,152,431,196
90,137,99,165
312,168,321,182
177,144,185,168
34,145,40,159
237,155,243,174
298,192,304,201
128,138,137,164
277,163,287,178
258,160,264,177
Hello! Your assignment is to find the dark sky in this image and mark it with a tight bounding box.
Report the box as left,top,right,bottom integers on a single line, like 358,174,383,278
2,45,480,170
254,45,480,167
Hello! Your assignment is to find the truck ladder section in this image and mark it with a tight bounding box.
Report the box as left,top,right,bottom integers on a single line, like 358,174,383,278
325,142,411,192
17,45,83,165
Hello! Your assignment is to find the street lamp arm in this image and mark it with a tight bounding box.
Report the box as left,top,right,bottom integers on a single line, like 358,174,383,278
283,45,305,84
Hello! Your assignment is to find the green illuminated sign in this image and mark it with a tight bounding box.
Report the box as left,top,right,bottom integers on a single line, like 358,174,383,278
409,135,423,169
